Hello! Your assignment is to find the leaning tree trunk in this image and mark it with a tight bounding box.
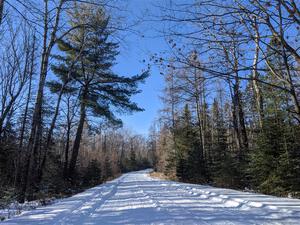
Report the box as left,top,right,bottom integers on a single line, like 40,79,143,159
68,87,87,179
37,41,84,182
36,85,64,183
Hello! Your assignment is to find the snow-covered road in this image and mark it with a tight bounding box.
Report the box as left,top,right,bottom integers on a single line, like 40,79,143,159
2,170,300,225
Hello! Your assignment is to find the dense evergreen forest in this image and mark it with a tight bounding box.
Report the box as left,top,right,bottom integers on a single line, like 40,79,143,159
0,0,151,208
149,0,300,197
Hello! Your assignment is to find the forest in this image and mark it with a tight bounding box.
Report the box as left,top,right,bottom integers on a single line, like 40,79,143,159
0,0,300,216
150,0,300,197
0,0,152,209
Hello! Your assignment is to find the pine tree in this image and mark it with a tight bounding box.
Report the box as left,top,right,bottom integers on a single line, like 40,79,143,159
247,36,300,196
103,155,112,180
51,4,149,179
249,115,287,195
210,99,228,182
83,160,102,186
129,148,137,171
174,104,206,182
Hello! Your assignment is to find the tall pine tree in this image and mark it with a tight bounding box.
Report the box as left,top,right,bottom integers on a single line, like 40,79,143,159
51,4,148,179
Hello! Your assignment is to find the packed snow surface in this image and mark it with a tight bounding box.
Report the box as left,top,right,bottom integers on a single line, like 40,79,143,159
2,169,300,225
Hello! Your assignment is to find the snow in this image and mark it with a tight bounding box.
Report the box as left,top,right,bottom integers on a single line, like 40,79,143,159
1,169,300,224
0,199,57,221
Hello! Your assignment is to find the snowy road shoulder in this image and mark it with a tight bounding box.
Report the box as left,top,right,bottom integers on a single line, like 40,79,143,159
1,169,300,225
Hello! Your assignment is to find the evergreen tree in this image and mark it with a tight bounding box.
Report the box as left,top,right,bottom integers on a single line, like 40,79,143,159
174,104,206,182
103,156,112,180
129,148,137,171
83,160,102,186
247,36,300,196
174,105,191,181
51,4,149,179
249,115,287,195
210,99,230,184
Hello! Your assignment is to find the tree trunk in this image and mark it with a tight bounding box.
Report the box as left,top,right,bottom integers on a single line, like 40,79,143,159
195,92,204,161
233,75,248,155
19,0,63,202
252,18,264,128
38,40,85,181
237,92,248,152
277,4,300,123
229,81,241,152
14,55,34,188
37,84,65,182
63,117,71,178
0,94,21,136
0,0,4,25
68,87,87,178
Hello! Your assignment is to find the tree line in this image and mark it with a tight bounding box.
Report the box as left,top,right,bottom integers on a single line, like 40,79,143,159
150,0,300,197
0,0,150,205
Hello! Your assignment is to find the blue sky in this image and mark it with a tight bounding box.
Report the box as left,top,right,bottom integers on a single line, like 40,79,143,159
6,0,167,136
113,0,166,136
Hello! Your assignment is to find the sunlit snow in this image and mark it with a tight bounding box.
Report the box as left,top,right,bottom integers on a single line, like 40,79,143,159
2,170,300,225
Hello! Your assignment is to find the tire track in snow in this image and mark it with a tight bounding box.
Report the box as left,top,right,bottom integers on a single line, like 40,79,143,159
166,182,299,224
2,170,300,225
57,174,129,225
182,185,298,216
146,176,299,224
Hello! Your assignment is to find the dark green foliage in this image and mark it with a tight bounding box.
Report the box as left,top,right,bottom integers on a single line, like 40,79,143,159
164,136,177,176
83,160,102,187
51,8,149,125
155,77,300,197
50,5,149,179
210,99,228,183
129,149,137,171
213,155,241,188
173,105,207,183
176,155,188,182
0,123,18,187
137,157,152,169
245,35,300,196
186,141,206,183
248,115,300,196
0,2,151,209
120,151,152,173
103,156,112,180
38,153,69,198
